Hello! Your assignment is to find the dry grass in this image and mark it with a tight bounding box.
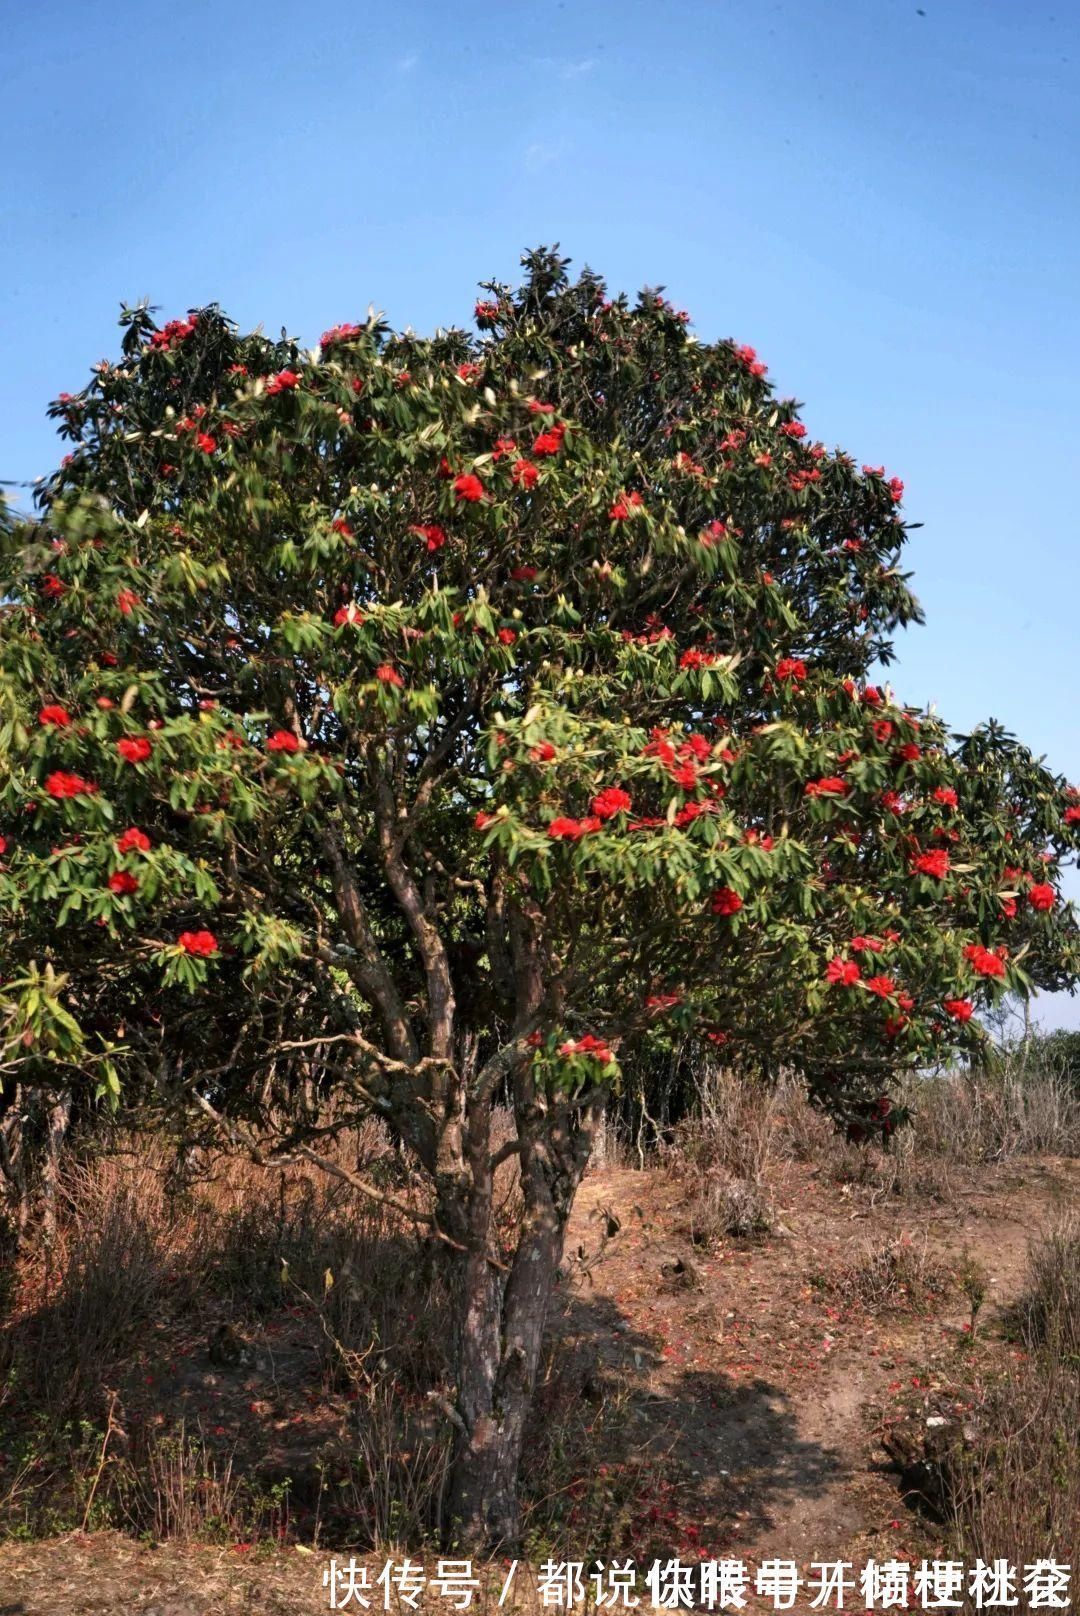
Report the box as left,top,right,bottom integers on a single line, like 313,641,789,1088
949,1216,1080,1571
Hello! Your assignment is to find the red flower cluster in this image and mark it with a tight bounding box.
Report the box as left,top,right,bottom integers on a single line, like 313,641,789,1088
149,317,197,350
710,887,743,916
116,827,151,853
825,958,860,986
805,776,848,797
117,737,152,764
454,473,485,503
775,658,806,684
267,729,300,753
411,523,447,553
116,588,140,616
1028,882,1055,912
320,323,362,348
963,943,1007,979
559,1033,614,1064
944,998,974,1022
608,491,644,521
46,771,96,798
549,816,602,841
591,786,631,820
532,422,565,457
266,370,299,396
932,786,958,808
179,930,218,957
912,849,950,879
333,603,364,627
734,344,767,377
375,664,404,688
108,870,138,895
39,704,71,727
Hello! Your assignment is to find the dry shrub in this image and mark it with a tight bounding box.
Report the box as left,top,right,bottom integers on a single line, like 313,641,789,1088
950,1218,1080,1570
903,1057,1080,1163
1016,1213,1080,1361
668,1067,779,1243
830,1232,953,1314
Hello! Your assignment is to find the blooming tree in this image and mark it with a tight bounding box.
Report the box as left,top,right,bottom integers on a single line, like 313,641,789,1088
1,249,1077,1542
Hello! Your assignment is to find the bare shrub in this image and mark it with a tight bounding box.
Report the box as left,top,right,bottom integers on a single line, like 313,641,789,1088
1017,1214,1080,1360
902,1056,1080,1163
830,1232,953,1314
950,1221,1080,1571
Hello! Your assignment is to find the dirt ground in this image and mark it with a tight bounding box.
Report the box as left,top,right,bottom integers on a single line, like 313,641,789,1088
1,1153,1076,1615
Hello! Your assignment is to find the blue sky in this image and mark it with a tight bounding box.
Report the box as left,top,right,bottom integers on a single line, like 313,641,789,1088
3,0,1077,1025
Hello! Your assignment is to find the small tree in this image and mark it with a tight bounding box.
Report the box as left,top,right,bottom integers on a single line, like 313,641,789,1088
1,250,1077,1542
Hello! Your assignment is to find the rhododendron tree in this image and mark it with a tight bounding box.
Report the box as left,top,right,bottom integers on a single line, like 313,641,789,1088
1,249,1077,1543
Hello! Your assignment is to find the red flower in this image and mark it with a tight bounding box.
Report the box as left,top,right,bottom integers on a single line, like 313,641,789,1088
548,816,602,841
865,975,897,998
411,523,448,553
850,935,883,953
456,361,482,381
475,301,500,325
944,998,974,1022
912,849,949,879
608,491,644,521
265,370,299,395
149,317,197,350
41,574,67,599
116,827,151,853
825,958,861,986
331,518,354,537
496,627,517,646
775,658,806,684
679,647,720,670
933,786,958,808
591,787,631,820
116,589,140,616
107,870,139,895
530,742,556,762
700,520,729,546
375,663,404,688
805,776,848,797
511,565,538,581
872,720,894,743
511,459,539,489
559,1033,614,1064
333,603,364,626
1064,805,1080,824
1027,882,1055,912
45,771,97,798
492,437,517,459
532,426,565,457
473,811,497,831
710,887,743,917
1000,897,1018,918
780,420,807,439
963,943,1007,980
266,729,300,753
321,322,362,348
453,473,485,503
38,705,71,727
178,929,218,957
896,742,921,763
117,736,152,764
195,432,217,455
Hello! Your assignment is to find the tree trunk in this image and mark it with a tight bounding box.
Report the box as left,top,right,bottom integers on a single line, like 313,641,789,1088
445,1201,565,1548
